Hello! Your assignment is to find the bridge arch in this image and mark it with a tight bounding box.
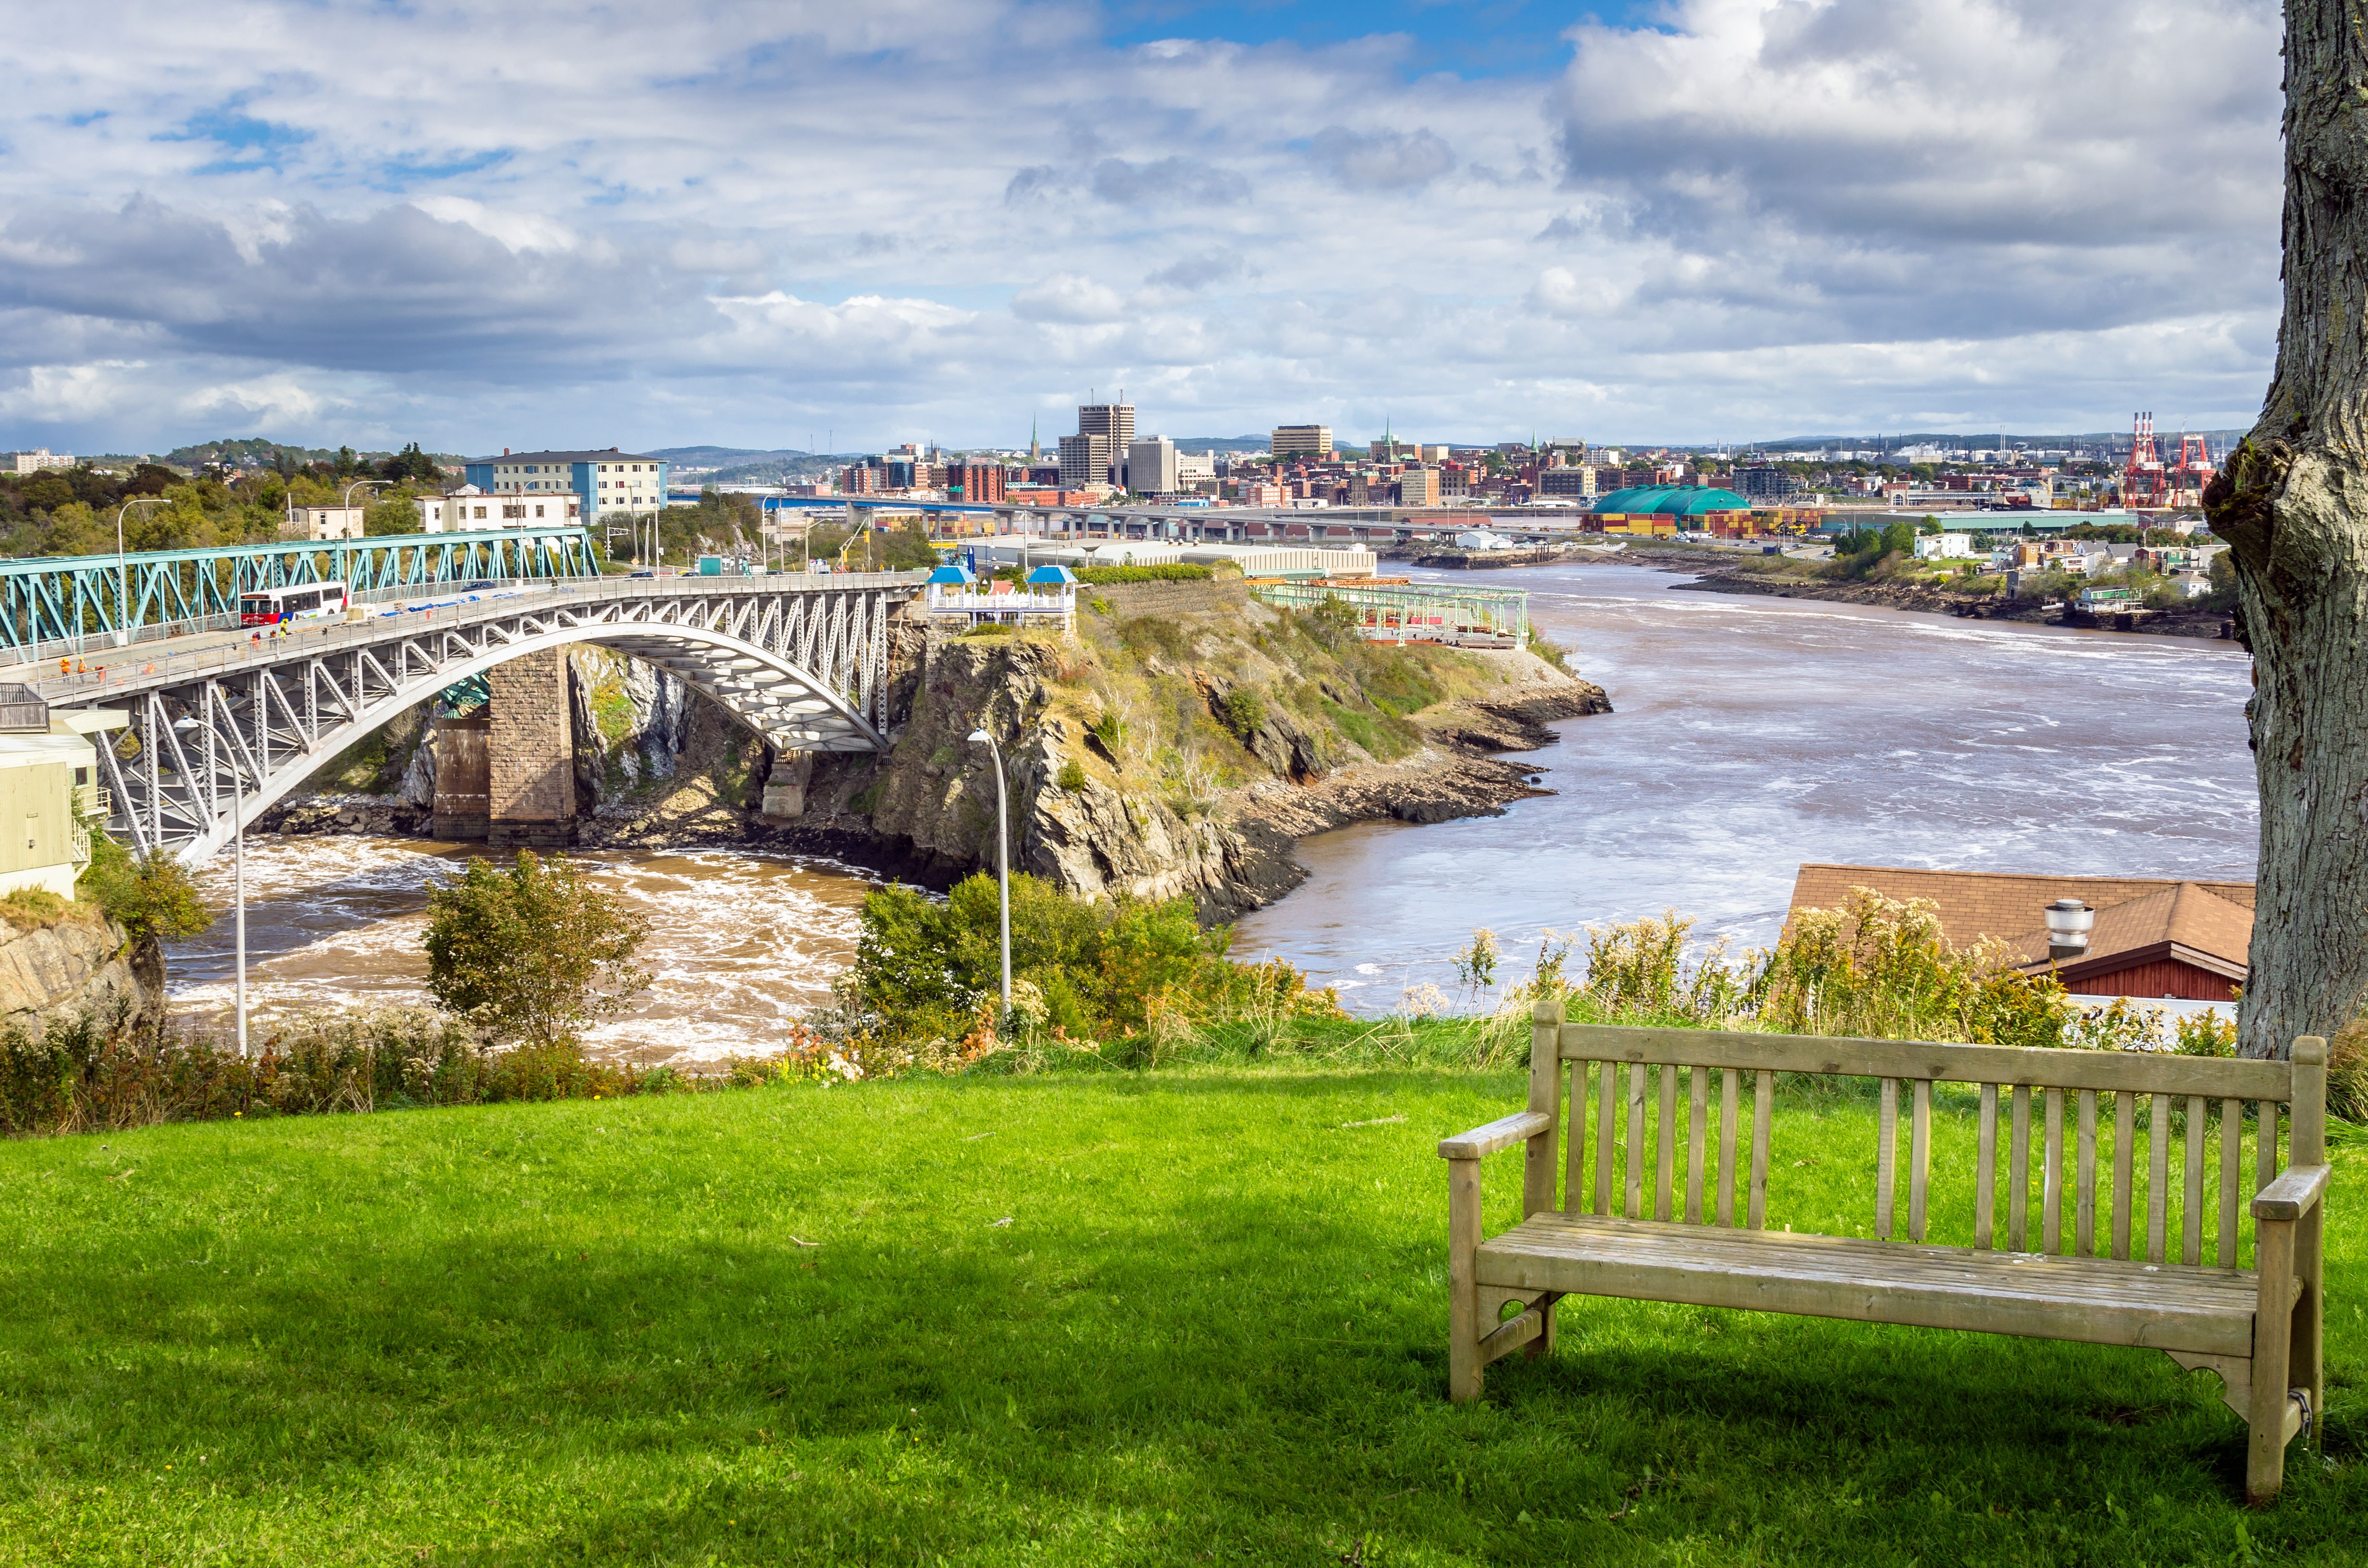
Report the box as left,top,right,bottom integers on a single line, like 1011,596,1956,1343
62,579,911,863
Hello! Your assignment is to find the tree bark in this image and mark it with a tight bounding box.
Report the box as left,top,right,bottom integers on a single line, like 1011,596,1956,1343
2206,2,2368,1057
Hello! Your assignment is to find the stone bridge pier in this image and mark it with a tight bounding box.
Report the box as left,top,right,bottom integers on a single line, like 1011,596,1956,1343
485,647,578,848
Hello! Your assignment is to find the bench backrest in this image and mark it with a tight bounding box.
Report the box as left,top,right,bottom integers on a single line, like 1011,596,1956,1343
1524,1008,2326,1270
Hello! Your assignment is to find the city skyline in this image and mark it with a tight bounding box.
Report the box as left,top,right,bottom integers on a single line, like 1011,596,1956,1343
0,0,2282,455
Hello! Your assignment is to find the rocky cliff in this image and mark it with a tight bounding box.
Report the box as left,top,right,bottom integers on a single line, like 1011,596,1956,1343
0,909,163,1036
779,580,1610,917
255,580,1614,921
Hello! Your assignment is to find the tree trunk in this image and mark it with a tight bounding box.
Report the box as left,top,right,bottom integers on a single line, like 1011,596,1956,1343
2206,2,2368,1058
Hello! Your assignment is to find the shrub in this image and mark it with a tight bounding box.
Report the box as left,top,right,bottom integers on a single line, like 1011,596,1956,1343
77,835,212,943
1057,759,1087,792
0,1002,668,1137
835,873,1343,1054
423,851,652,1048
1073,564,1212,584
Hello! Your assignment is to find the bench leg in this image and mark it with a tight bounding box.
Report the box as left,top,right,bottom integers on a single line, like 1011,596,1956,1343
2295,1208,2323,1458
1524,1291,1559,1361
1447,1157,1483,1402
2247,1220,2295,1504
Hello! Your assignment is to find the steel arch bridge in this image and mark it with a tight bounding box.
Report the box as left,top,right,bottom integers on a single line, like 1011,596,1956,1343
33,574,920,862
2,526,600,656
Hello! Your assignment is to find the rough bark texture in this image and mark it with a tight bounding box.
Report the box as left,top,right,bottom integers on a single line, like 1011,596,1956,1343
2206,1,2368,1057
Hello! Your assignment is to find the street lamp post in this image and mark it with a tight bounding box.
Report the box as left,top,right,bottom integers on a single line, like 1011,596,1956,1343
341,478,391,534
173,717,247,1056
967,727,1011,1014
112,497,168,649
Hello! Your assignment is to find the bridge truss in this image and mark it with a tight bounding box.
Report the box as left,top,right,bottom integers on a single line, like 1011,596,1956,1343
0,526,599,654
40,576,913,861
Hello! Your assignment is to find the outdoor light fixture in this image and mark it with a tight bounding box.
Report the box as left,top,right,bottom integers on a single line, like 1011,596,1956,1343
968,727,1012,1013
173,716,248,1057
2044,898,2095,964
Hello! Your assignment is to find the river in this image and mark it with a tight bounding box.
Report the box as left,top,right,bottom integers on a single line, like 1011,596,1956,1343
163,560,2260,1048
1231,561,2258,1013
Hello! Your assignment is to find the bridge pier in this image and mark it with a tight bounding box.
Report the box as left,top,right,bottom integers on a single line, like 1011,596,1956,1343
431,715,491,839
486,648,578,849
761,748,813,821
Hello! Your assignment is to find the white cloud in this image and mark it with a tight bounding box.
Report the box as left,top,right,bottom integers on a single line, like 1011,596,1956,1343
0,0,2289,452
1011,275,1129,325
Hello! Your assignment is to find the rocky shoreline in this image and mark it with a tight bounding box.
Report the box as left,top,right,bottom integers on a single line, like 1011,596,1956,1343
255,599,1615,925
1614,547,2237,641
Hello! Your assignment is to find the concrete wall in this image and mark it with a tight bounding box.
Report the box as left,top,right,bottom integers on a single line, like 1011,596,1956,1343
487,649,577,848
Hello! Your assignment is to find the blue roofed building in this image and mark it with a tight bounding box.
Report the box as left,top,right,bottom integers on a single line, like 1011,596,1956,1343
462,448,668,524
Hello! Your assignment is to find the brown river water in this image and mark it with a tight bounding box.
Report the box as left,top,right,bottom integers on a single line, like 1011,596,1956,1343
164,560,2260,1049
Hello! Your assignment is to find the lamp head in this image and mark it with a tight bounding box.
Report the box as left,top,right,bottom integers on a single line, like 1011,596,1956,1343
967,728,991,744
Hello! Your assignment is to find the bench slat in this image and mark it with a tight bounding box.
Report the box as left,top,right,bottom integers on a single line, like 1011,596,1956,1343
1975,1084,1999,1250
1625,1064,1646,1220
2148,1093,2171,1265
1655,1064,1677,1223
1556,1024,2293,1100
1595,1061,1616,1215
2257,1099,2279,1193
2114,1092,2136,1261
1717,1068,1739,1227
1686,1066,1709,1224
1749,1070,1773,1230
2184,1095,2207,1266
1909,1080,1932,1244
2044,1088,2065,1256
2220,1097,2243,1267
2010,1087,2032,1252
1877,1078,1899,1241
1565,1060,1588,1218
2076,1090,2098,1257
1475,1214,2259,1359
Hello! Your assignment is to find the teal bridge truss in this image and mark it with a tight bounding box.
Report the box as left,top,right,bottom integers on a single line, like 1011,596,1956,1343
0,526,599,652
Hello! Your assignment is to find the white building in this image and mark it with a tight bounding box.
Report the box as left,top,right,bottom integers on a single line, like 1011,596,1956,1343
285,505,366,541
9,449,74,476
1913,533,1975,560
0,694,124,901
1127,437,1179,495
419,488,581,531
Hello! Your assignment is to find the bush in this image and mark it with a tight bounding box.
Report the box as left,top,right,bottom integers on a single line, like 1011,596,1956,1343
1057,759,1087,792
76,836,212,943
833,873,1344,1059
1073,564,1212,584
0,1002,668,1137
424,851,651,1048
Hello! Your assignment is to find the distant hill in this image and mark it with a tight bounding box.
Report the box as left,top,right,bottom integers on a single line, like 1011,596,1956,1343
1729,429,2251,454
161,437,467,469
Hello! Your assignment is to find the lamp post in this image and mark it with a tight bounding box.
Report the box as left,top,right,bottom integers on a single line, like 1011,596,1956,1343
173,717,247,1057
112,497,167,648
341,478,391,536
966,727,1011,1014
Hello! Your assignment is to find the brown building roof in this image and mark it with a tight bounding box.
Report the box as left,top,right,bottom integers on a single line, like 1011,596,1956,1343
1785,864,2254,985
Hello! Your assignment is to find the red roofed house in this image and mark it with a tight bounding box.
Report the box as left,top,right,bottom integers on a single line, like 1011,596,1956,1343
1785,864,2253,1003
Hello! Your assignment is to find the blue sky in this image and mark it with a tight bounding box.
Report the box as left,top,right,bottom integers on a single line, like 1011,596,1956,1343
0,0,2286,456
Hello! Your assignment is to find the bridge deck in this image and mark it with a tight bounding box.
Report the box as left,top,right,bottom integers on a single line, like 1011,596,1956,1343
18,572,920,708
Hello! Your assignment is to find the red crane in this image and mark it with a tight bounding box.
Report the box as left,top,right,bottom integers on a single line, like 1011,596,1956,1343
2123,412,2165,506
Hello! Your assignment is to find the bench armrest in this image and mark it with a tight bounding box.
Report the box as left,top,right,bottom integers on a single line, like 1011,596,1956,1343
1438,1110,1552,1161
2252,1163,2331,1222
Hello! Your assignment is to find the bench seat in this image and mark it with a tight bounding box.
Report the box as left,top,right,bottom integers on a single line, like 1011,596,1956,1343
1478,1212,2266,1358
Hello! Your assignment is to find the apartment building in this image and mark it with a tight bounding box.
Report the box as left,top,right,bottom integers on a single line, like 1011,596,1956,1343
1272,424,1333,459
461,448,669,520
8,449,75,475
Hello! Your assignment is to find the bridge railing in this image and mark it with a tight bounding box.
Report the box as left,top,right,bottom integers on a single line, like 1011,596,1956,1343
24,570,926,704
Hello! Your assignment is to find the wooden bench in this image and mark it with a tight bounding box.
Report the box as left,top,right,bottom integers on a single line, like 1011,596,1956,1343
1441,1003,2331,1502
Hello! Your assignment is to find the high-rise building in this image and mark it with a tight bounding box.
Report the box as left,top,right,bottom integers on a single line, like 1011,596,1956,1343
1057,433,1110,489
1272,425,1333,458
1078,403,1135,448
1127,437,1179,495
1398,467,1441,506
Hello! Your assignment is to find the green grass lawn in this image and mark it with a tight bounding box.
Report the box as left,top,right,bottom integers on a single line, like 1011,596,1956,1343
0,1068,2359,1565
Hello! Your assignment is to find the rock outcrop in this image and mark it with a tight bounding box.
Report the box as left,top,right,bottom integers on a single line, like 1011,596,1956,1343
0,912,163,1036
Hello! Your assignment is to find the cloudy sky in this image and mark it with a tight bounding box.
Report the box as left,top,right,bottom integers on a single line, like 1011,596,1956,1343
0,0,2285,456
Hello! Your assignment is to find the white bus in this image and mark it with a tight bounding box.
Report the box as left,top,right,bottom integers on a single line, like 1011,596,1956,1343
239,581,349,628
